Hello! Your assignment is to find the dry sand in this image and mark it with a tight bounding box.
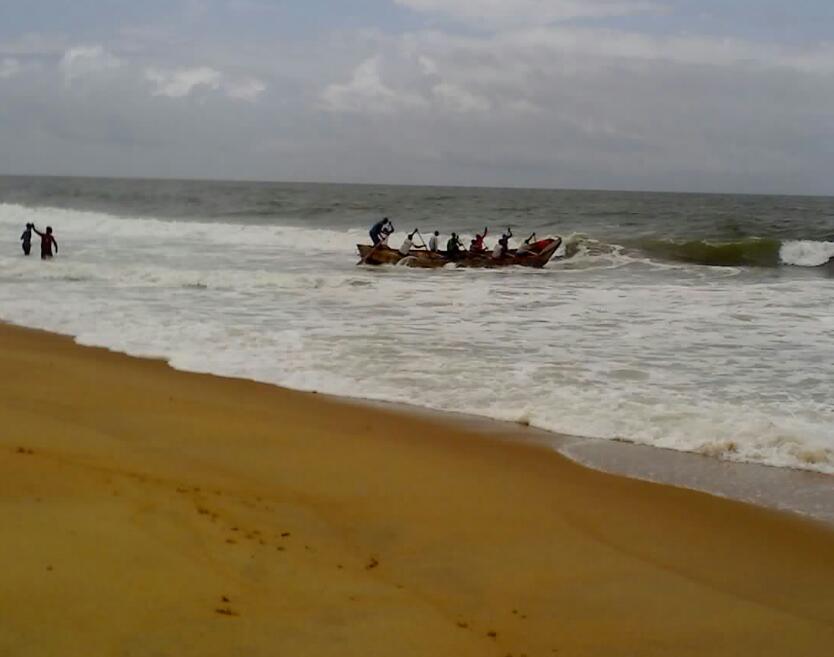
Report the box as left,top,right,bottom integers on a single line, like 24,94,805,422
1,323,833,656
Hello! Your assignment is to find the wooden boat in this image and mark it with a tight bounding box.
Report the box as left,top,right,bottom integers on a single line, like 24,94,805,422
357,237,562,269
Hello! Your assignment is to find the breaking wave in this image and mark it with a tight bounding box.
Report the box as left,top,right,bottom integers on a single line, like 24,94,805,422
633,238,834,268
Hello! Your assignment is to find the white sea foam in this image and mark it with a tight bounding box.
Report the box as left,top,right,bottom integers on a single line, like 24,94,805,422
780,239,834,267
2,203,833,475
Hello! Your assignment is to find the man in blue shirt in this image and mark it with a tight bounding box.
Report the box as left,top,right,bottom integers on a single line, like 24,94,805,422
369,218,392,245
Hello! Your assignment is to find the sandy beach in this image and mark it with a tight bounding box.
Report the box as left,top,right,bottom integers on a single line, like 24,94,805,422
1,322,833,657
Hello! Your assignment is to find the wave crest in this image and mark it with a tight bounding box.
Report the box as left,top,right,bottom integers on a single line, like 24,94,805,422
635,237,834,268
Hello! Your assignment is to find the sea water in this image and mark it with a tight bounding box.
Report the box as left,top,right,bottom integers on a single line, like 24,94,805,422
1,176,832,478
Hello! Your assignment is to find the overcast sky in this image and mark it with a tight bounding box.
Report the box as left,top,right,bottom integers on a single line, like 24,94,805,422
1,1,832,194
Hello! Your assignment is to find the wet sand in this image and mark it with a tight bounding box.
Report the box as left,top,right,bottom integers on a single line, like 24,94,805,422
1,323,833,656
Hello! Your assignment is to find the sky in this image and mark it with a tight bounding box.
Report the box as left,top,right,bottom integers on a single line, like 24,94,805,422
0,1,833,194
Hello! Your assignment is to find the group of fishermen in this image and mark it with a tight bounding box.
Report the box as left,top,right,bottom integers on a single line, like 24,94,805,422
369,217,537,261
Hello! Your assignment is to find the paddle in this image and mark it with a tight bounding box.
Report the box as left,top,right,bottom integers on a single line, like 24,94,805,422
415,230,429,251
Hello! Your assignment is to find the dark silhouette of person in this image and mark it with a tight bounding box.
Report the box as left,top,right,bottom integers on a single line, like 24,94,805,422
32,225,58,259
369,218,392,245
446,233,463,260
20,223,33,256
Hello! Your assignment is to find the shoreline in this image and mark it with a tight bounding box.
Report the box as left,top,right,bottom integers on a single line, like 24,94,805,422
2,322,834,655
3,318,832,525
338,397,834,526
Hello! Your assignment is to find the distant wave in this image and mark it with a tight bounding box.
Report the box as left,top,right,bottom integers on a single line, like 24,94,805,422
635,238,834,268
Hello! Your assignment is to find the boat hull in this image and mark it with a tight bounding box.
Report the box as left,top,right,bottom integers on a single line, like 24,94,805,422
357,237,561,269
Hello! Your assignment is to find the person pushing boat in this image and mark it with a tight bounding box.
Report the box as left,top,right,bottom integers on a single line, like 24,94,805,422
369,217,393,245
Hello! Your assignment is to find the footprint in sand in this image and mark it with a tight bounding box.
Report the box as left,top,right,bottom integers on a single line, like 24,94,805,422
216,596,239,616
215,608,239,617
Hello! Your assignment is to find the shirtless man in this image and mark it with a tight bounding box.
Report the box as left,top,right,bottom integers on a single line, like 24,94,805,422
32,225,58,260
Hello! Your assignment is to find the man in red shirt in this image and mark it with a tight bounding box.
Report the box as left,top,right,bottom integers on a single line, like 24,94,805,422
469,226,488,254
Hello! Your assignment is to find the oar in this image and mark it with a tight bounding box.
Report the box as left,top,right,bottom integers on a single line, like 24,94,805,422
415,230,429,250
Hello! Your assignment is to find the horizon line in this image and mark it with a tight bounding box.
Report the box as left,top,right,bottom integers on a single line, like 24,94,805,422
1,171,832,201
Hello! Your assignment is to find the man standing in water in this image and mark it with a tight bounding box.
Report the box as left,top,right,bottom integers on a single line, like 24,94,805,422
32,225,58,260
20,223,33,256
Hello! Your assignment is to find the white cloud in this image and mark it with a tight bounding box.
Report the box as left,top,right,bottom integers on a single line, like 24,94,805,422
146,66,223,97
320,57,428,113
0,57,21,80
321,52,495,116
310,19,834,191
0,33,69,57
1,5,833,192
396,0,659,27
145,65,266,102
224,76,267,102
59,45,122,84
432,82,490,113
490,26,834,74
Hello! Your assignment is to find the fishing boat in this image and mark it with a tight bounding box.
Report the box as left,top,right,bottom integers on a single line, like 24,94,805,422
357,237,562,269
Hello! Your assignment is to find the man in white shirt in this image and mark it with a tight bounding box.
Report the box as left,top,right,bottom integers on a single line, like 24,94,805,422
399,229,420,256
428,230,440,252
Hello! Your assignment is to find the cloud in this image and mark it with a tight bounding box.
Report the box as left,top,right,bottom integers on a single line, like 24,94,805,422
395,0,659,27
312,20,834,192
0,4,832,193
488,26,834,74
0,58,21,80
432,82,491,113
59,45,122,84
145,66,266,101
224,76,267,102
320,55,492,115
320,57,428,114
0,33,69,57
145,66,223,97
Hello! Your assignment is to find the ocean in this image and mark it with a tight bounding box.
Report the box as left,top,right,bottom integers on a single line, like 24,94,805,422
2,175,833,483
